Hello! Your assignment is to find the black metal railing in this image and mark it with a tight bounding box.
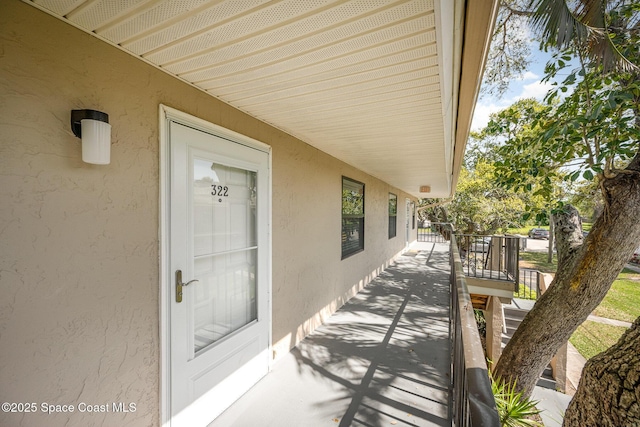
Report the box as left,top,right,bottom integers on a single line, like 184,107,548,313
418,222,452,243
455,234,520,285
450,234,500,427
507,234,527,251
516,269,541,300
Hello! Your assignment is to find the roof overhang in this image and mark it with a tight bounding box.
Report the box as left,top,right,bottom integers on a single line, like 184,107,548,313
25,0,498,198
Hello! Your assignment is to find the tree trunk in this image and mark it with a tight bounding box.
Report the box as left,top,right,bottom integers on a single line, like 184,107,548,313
547,213,554,264
493,152,640,398
563,317,640,426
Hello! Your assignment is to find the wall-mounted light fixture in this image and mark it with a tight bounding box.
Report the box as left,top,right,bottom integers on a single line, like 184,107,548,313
71,109,111,164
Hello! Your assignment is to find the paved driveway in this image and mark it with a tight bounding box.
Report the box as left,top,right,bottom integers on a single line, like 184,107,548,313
525,237,549,252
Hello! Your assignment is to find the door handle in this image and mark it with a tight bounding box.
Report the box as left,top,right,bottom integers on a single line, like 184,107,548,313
176,270,199,303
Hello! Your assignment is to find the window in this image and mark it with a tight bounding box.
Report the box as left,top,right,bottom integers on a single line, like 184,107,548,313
342,177,365,258
388,193,397,239
411,201,416,229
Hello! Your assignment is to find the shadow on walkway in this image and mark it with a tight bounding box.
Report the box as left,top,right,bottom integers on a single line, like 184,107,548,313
211,242,452,427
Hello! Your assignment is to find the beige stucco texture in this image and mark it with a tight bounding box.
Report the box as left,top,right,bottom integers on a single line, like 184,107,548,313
0,2,417,426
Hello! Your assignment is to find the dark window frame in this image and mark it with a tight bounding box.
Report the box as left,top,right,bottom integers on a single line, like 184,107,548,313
412,201,416,230
388,193,397,239
341,177,365,259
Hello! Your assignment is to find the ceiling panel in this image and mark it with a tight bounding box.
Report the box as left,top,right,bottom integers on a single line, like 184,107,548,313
28,0,493,198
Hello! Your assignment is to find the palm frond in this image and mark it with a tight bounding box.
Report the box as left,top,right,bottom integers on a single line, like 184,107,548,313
490,371,543,426
529,0,590,49
529,0,638,73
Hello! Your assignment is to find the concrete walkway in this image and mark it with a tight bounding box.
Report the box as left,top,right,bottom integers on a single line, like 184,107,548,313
532,387,572,427
565,342,586,395
625,263,640,274
210,242,453,427
587,314,633,328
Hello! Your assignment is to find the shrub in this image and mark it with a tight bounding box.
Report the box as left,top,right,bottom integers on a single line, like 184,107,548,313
491,375,542,427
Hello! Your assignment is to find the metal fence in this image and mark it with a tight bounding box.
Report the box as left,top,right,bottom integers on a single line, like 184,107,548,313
516,269,542,300
418,222,452,243
455,234,520,285
450,234,500,427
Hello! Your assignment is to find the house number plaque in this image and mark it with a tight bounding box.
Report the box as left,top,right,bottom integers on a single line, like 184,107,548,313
211,185,229,197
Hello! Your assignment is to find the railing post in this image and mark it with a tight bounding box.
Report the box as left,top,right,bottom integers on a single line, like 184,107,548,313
485,296,503,367
418,222,453,243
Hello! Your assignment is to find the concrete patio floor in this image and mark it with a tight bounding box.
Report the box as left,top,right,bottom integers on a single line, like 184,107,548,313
210,242,453,427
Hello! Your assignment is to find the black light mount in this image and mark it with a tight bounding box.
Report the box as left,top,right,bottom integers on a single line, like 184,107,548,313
71,109,109,138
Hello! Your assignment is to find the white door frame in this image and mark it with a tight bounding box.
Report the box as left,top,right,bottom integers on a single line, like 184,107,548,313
406,199,411,247
159,105,272,426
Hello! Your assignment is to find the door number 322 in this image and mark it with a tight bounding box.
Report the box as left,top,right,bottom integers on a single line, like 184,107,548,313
211,185,229,197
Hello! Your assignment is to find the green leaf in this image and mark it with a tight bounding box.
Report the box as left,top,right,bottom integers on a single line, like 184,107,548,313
564,73,576,85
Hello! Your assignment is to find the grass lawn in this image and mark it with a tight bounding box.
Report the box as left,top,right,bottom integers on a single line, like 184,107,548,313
519,250,557,274
519,251,640,321
514,284,538,299
569,320,629,360
507,226,548,236
570,272,639,359
518,250,640,359
592,270,640,322
507,223,592,236
512,227,639,360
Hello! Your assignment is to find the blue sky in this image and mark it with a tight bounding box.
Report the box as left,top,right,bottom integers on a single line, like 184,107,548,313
471,50,555,131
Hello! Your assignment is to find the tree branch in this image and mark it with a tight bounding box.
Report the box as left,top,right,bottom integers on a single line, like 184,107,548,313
501,2,534,18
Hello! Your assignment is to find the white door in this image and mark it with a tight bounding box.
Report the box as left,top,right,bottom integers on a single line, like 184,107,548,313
169,122,270,426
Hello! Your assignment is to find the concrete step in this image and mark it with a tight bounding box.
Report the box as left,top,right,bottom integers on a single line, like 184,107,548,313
504,317,523,330
538,366,557,389
503,306,529,321
536,375,557,390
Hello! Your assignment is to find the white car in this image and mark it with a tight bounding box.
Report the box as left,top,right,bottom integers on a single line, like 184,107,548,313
469,237,492,253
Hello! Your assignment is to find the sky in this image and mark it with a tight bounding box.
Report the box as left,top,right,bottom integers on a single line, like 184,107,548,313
471,49,555,131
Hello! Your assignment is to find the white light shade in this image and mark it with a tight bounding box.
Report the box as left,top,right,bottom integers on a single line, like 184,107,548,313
81,119,111,164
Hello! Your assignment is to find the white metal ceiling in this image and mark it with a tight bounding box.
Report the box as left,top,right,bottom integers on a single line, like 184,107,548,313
28,0,479,198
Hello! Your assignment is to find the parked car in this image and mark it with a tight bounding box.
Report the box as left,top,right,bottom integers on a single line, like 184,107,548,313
469,237,492,253
528,228,549,240
631,246,640,265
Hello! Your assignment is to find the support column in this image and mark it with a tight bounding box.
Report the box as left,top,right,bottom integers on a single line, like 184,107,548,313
486,236,503,271
551,342,568,392
485,295,504,368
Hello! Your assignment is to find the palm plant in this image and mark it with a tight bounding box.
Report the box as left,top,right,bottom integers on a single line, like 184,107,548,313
491,375,543,427
529,0,638,72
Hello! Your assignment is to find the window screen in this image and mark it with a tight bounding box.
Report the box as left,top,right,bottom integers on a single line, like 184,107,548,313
342,177,365,258
389,193,397,239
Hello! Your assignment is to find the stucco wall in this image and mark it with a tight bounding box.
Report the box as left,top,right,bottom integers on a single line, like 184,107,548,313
0,2,418,426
